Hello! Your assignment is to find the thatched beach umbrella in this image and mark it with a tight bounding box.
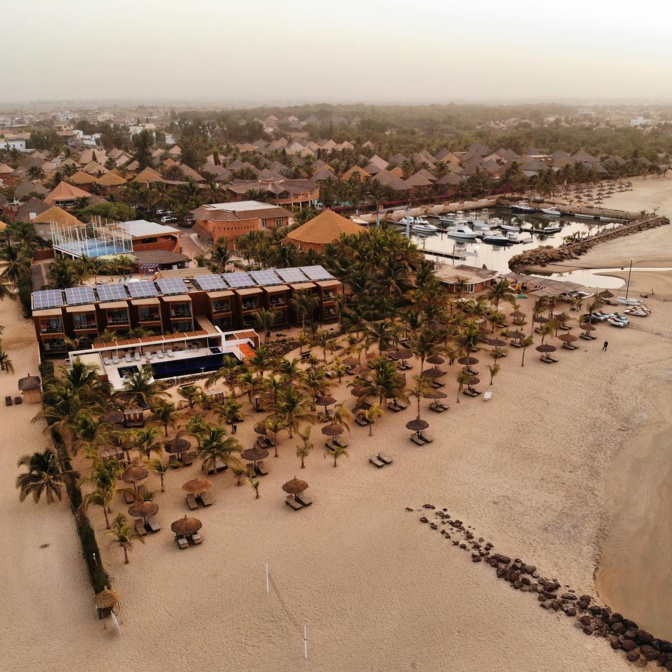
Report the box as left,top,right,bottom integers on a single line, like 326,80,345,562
94,589,120,610
466,376,480,386
582,323,596,333
101,410,125,426
253,422,268,436
321,423,344,437
406,417,429,434
395,348,413,360
182,478,212,495
457,356,479,366
510,310,526,320
424,390,448,400
128,500,158,523
488,337,507,347
536,344,557,355
165,437,191,456
350,384,370,398
171,515,202,537
282,476,309,501
599,290,614,299
240,446,269,465
506,330,526,341
533,315,549,324
558,333,578,344
426,354,445,365
316,395,337,415
422,367,446,379
121,466,148,492
342,356,359,367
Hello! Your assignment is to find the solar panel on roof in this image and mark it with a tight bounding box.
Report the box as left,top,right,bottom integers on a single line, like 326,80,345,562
64,286,96,306
222,271,254,288
127,281,159,298
249,270,282,286
96,284,129,302
156,278,189,296
299,265,334,281
192,274,227,291
276,267,309,283
33,289,64,310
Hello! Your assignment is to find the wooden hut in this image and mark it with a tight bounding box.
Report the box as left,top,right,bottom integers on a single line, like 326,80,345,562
18,374,42,404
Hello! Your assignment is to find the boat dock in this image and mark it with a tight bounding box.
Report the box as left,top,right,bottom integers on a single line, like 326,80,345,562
421,248,468,261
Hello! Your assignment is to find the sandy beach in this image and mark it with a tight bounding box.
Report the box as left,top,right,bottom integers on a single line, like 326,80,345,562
4,178,672,671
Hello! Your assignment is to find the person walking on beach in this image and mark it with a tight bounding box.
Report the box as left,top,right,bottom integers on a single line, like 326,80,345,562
603,341,609,351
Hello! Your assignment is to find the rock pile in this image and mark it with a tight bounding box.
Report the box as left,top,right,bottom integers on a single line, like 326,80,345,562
509,216,669,272
411,505,672,668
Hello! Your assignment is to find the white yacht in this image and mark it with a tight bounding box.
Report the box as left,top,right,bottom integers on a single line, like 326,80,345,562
511,200,537,213
540,207,562,216
411,218,439,234
445,224,479,240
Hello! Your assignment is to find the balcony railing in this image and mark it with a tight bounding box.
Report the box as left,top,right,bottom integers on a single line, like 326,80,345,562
138,312,161,322
242,301,259,311
170,309,192,319
107,316,130,326
212,302,231,313
269,298,286,308
40,322,64,334
74,321,97,331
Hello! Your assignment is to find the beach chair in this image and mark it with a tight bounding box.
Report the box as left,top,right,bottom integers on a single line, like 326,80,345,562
167,349,174,358
146,516,161,533
125,353,132,363
355,415,371,427
286,496,303,511
386,401,401,413
112,355,120,365
377,453,393,465
176,536,189,550
483,390,493,402
103,357,112,366
134,519,147,536
14,396,22,405
300,351,311,360
157,350,164,359
410,434,425,446
186,493,199,510
246,463,256,478
137,484,147,498
332,437,349,449
215,459,228,472
123,489,136,504
430,381,445,389
417,432,433,444
369,455,386,468
510,341,523,348
255,460,269,476
190,532,204,545
296,494,312,507
134,352,142,361
170,460,181,469
182,453,194,467
429,403,448,413
199,491,214,506
5,396,12,406
540,356,556,364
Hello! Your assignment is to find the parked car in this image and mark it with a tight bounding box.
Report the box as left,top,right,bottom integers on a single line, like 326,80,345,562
160,215,178,223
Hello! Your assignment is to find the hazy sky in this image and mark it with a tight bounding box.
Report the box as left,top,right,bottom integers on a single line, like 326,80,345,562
4,0,672,104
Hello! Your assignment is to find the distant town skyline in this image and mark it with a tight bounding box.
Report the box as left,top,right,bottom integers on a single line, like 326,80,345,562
3,0,671,104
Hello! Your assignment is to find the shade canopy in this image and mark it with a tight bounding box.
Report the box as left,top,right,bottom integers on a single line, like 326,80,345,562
240,446,269,462
171,515,202,537
457,356,479,366
253,422,268,436
394,348,413,360
426,354,445,365
506,330,526,340
316,395,337,407
182,478,212,494
101,410,125,425
599,290,614,298
582,323,596,332
510,310,526,319
421,367,446,379
342,357,359,367
533,316,549,324
165,438,191,455
536,344,557,353
121,466,149,484
423,390,448,400
406,417,429,432
321,423,344,437
282,477,309,495
128,500,159,520
558,333,578,343
488,338,507,347
466,376,480,385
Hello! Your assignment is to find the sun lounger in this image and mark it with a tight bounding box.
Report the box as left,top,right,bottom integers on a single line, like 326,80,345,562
369,455,386,468
286,496,303,511
246,463,256,478
397,362,412,371
199,491,214,506
124,489,136,504
559,325,572,331
410,434,426,446
137,484,146,498
579,333,592,340
483,390,493,401
418,432,434,444
134,519,148,536
255,460,269,476
170,460,181,469
429,403,449,413
355,415,371,427
103,357,112,366
510,341,523,348
167,349,174,358
463,388,479,397
190,533,203,545
146,516,161,533
112,355,120,365
430,381,445,389
14,396,22,405
562,343,578,350
332,437,348,448
296,494,312,507
540,356,557,364
186,493,199,510
157,350,164,359
377,453,393,465
386,402,402,413
125,354,132,363
5,396,12,406
182,453,193,467
176,536,189,550
300,351,311,360
134,352,142,361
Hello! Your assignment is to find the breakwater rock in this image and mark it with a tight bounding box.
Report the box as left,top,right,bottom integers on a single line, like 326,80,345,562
509,216,669,273
412,505,672,668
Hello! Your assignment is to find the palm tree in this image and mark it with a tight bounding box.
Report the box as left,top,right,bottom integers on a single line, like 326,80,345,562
290,290,320,329
216,395,246,426
331,402,352,434
193,424,241,474
0,349,14,374
254,308,277,342
456,370,472,404
236,370,259,404
273,386,316,438
409,376,432,419
130,427,162,461
520,335,535,367
177,384,203,410
148,458,169,492
295,427,313,468
409,326,442,374
325,444,349,467
486,279,515,311
149,400,178,437
83,485,114,529
585,297,604,329
330,357,347,383
363,403,384,436
264,416,286,457
106,513,145,564
118,364,168,408
16,448,67,504
247,476,260,499
487,362,501,385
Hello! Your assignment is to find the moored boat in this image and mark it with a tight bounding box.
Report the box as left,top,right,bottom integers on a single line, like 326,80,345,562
481,233,512,246
445,224,479,240
540,207,561,216
511,200,537,213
